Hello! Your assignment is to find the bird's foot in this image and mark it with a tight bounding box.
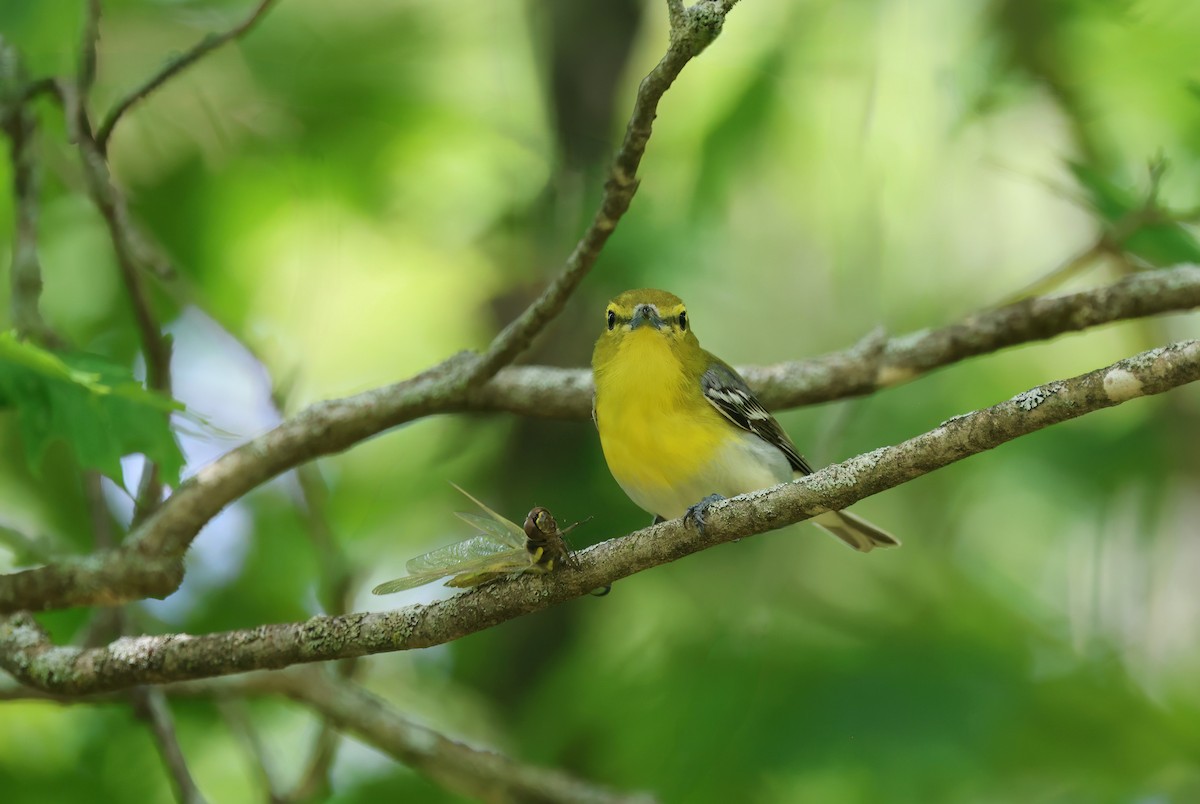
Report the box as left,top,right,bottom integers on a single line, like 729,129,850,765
684,494,725,534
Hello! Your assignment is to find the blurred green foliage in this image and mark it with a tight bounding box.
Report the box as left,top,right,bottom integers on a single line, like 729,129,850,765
0,333,183,486
1,0,1199,802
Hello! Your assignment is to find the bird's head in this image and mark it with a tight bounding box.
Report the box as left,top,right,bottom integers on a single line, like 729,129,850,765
592,288,701,370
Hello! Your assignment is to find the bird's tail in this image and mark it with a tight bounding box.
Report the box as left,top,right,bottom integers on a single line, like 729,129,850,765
812,510,901,553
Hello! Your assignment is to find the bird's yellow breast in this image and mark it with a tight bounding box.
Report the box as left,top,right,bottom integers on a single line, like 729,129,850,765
593,330,727,503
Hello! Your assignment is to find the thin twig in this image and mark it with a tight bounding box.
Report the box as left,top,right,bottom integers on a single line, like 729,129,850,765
467,265,1200,418
131,686,208,804
0,524,59,565
94,0,279,151
82,131,171,377
78,0,102,97
214,695,283,802
67,80,175,518
1005,157,1193,302
468,0,742,384
267,383,357,802
3,340,1196,692
294,460,353,618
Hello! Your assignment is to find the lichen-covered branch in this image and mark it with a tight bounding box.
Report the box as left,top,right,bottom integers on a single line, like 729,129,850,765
1,266,1196,615
0,0,750,615
3,340,1195,693
468,265,1200,418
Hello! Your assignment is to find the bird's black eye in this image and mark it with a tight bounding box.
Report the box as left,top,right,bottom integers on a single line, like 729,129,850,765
678,311,688,330
606,310,616,331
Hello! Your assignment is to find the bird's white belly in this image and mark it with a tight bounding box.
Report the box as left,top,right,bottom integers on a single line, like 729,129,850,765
621,429,793,521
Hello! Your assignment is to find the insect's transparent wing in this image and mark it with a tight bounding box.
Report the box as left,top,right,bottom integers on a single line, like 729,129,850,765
373,548,532,595
446,553,536,588
405,534,511,573
371,567,457,595
450,483,527,545
374,484,534,596
453,511,525,548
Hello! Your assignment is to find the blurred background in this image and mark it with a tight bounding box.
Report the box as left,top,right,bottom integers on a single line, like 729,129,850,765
2,0,1200,801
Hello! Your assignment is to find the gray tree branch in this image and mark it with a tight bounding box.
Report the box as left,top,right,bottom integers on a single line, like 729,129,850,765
468,0,742,382
4,266,1195,619
467,265,1200,418
0,0,751,614
3,340,1195,693
3,265,1196,616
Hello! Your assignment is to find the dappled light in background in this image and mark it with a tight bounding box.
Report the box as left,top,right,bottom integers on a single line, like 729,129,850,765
1,0,1198,801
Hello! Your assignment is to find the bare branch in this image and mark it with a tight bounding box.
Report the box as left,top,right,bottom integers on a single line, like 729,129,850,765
75,126,173,394
268,383,357,801
94,0,278,151
294,462,352,618
2,340,1195,691
1,266,1197,614
467,266,1200,418
131,686,208,804
468,0,742,383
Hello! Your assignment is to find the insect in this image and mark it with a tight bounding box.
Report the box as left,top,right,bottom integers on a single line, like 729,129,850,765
371,484,581,595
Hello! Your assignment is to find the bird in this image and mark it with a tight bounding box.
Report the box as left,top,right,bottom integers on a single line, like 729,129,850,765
591,288,899,552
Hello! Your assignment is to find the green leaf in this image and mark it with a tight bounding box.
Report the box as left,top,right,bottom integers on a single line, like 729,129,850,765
0,332,185,486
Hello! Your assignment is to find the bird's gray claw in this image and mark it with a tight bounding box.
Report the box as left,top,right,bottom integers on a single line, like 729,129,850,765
684,494,725,534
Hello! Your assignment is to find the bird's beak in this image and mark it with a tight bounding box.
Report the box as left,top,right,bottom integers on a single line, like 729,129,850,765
630,304,664,331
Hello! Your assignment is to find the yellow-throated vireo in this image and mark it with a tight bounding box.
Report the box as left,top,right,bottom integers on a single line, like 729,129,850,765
592,289,899,552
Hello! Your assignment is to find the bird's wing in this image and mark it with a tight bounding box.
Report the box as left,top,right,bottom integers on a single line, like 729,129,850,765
700,357,814,475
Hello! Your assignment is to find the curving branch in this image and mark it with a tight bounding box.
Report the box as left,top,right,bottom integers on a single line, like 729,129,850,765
3,340,1196,693
0,267,1196,615
76,112,176,518
469,0,742,382
468,265,1200,418
94,0,279,151
0,0,751,615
